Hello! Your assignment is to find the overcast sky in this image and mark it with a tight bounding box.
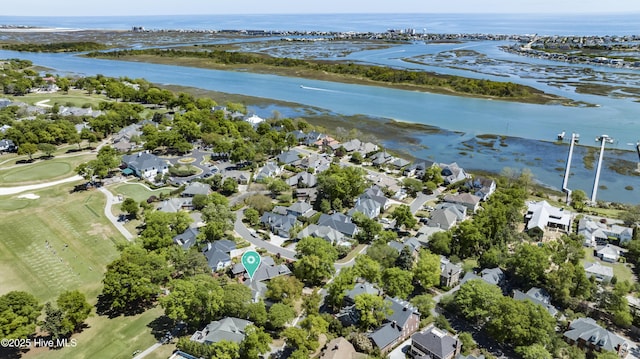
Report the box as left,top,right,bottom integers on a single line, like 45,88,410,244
5,0,640,16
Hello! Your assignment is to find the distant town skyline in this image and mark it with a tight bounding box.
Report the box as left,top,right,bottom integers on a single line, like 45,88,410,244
4,0,640,16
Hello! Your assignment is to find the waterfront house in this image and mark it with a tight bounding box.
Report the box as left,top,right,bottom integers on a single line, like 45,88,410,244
578,217,633,247
440,162,469,185
524,200,571,237
465,176,496,200
403,160,435,178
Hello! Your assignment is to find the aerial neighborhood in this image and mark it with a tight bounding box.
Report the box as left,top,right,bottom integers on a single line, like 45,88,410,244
0,60,639,359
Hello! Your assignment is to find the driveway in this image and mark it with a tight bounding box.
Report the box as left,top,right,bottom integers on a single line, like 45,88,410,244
234,210,296,260
409,189,441,214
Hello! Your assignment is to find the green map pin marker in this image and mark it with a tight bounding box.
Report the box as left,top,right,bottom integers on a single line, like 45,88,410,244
242,251,261,280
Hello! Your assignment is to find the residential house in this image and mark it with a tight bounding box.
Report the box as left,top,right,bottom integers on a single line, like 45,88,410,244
578,217,633,247
235,256,292,301
465,177,497,201
58,106,102,118
0,139,16,152
299,154,331,173
320,337,367,359
436,203,467,222
415,225,444,246
122,152,169,180
260,212,298,238
202,240,238,272
344,282,382,306
403,160,435,178
158,197,192,213
289,130,307,143
297,224,348,246
563,317,628,357
408,325,460,359
355,142,379,157
444,193,481,213
369,297,421,355
190,317,253,344
370,151,393,167
287,200,315,218
388,157,410,170
524,200,572,237
595,244,625,263
389,239,422,257
243,114,264,127
285,171,317,188
440,256,463,288
303,131,324,146
172,227,200,250
440,162,469,185
427,208,459,230
461,267,505,287
340,139,362,152
255,161,282,181
318,213,358,237
0,124,12,133
277,149,304,165
295,187,318,203
513,287,559,317
181,182,211,197
348,186,391,219
223,170,251,185
584,261,614,282
316,136,339,151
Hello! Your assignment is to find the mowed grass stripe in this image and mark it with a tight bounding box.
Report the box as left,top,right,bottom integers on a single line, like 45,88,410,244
0,187,124,302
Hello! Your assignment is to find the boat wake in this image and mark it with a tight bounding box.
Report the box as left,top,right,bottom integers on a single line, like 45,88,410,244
299,85,342,93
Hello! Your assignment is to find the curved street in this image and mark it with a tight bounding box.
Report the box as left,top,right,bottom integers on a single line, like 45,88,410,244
98,187,135,241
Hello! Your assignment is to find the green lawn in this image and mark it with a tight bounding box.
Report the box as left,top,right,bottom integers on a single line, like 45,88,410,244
26,306,165,359
583,248,636,284
111,182,174,203
15,89,111,108
1,183,168,359
0,185,124,302
0,155,94,185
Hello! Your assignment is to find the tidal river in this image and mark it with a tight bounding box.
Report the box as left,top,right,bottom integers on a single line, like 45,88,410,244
0,47,638,203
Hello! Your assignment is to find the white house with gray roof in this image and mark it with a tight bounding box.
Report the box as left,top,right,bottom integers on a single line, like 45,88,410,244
584,261,614,282
524,200,572,235
122,152,169,180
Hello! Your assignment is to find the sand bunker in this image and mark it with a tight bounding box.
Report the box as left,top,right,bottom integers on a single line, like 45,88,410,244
17,193,40,199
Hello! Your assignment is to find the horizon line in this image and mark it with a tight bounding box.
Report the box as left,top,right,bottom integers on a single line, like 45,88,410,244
1,11,639,17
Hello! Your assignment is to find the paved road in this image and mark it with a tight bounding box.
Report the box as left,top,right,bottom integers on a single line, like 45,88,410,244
409,189,441,214
98,187,135,241
334,245,368,270
234,210,296,260
132,342,162,359
0,175,83,195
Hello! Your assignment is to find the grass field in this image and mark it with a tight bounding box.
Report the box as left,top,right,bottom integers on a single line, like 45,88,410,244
26,306,165,359
0,182,170,359
14,89,111,108
111,182,174,203
583,248,636,284
0,184,124,302
0,154,94,185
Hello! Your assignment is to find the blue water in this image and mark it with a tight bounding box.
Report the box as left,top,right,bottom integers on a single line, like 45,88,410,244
0,13,638,203
0,13,638,36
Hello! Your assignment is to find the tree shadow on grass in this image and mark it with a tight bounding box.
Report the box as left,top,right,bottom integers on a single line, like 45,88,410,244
95,294,151,319
0,346,27,359
147,315,174,341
